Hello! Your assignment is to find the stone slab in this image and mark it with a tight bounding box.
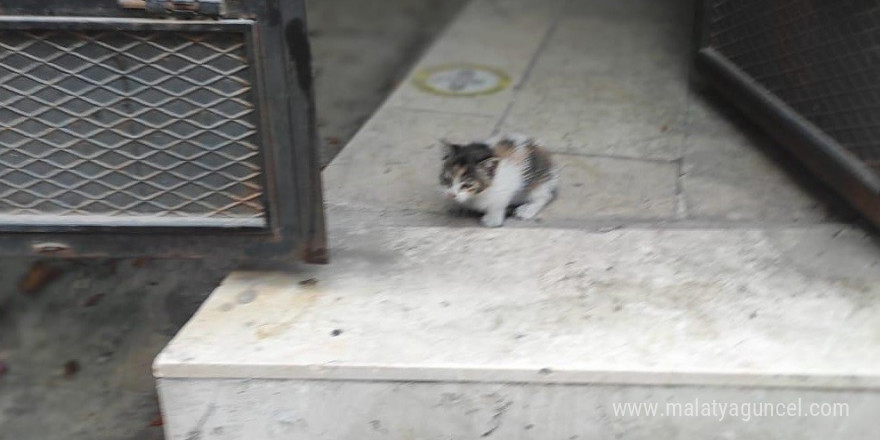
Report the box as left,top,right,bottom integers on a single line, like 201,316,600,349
155,225,880,390
158,378,878,440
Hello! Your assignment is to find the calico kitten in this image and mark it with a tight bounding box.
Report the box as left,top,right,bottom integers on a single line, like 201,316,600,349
440,134,558,227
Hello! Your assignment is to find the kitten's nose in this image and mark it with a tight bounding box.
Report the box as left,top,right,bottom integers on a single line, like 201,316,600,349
445,192,455,199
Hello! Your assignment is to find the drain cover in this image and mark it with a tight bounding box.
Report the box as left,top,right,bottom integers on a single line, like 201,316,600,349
413,64,511,97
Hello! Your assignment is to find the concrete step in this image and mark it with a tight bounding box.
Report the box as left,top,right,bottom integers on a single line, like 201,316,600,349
153,0,880,436
154,223,880,439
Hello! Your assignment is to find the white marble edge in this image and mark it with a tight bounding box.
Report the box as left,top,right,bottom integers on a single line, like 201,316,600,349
153,223,880,391
153,359,880,390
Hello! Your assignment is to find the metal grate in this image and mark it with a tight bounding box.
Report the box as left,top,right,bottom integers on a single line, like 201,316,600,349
707,0,880,176
0,29,266,227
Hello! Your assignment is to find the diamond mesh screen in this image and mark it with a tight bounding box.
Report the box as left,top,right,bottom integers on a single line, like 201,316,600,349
707,0,880,177
0,28,266,227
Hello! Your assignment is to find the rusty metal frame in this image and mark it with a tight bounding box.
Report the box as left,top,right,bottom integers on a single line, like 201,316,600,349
0,0,327,264
694,2,880,228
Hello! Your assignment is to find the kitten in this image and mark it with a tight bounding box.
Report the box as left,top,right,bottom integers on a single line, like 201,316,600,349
439,134,559,227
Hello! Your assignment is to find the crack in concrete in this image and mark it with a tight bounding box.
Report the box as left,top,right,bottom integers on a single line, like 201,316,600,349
481,400,513,437
492,0,569,135
185,403,217,440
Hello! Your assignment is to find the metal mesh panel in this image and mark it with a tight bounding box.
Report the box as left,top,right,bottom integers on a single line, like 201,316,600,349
0,28,266,227
707,0,880,177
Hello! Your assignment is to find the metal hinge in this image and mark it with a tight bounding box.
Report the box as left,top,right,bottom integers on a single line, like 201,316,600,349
118,0,225,18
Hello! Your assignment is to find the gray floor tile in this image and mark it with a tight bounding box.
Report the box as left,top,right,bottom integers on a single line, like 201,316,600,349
501,74,688,160
323,108,497,212
682,132,836,223
680,90,858,223
540,154,679,221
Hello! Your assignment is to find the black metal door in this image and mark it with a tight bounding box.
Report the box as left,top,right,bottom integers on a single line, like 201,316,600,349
695,0,880,227
0,0,326,263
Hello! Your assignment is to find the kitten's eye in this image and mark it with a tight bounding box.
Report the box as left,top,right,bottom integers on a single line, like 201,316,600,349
461,182,473,189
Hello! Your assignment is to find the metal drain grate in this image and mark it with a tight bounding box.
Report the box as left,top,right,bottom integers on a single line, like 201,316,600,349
0,29,266,227
706,0,880,177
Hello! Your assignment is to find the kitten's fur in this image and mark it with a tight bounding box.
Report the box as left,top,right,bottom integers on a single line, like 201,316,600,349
440,134,558,227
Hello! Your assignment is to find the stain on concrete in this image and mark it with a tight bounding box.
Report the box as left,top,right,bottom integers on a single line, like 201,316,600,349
17,261,62,295
255,287,321,340
299,278,319,287
236,289,258,305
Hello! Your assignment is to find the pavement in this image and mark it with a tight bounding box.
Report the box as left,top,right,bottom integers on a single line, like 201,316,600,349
0,1,466,439
153,0,880,438
324,0,865,228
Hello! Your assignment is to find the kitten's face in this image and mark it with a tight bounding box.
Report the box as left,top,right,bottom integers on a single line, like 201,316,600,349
440,142,498,203
440,165,486,203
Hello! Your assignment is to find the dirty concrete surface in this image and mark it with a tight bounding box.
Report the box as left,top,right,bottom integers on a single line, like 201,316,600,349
156,0,880,436
0,1,466,438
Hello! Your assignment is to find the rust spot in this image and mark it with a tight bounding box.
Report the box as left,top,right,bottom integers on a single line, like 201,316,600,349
83,293,106,307
149,415,164,427
19,261,62,295
63,360,80,377
132,257,151,268
304,246,329,264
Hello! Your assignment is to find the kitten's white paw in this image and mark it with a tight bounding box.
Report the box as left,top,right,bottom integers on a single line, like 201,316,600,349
514,204,541,220
481,213,505,228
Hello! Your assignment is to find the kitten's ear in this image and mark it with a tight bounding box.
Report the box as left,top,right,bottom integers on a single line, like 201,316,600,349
440,138,459,158
478,157,500,177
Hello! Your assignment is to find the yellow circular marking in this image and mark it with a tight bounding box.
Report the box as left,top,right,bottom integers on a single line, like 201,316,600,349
412,63,511,97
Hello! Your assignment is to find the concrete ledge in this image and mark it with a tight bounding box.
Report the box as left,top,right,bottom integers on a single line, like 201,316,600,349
158,378,879,440
155,225,880,390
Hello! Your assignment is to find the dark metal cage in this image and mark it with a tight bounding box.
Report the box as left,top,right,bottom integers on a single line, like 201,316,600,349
0,0,326,263
696,0,880,227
